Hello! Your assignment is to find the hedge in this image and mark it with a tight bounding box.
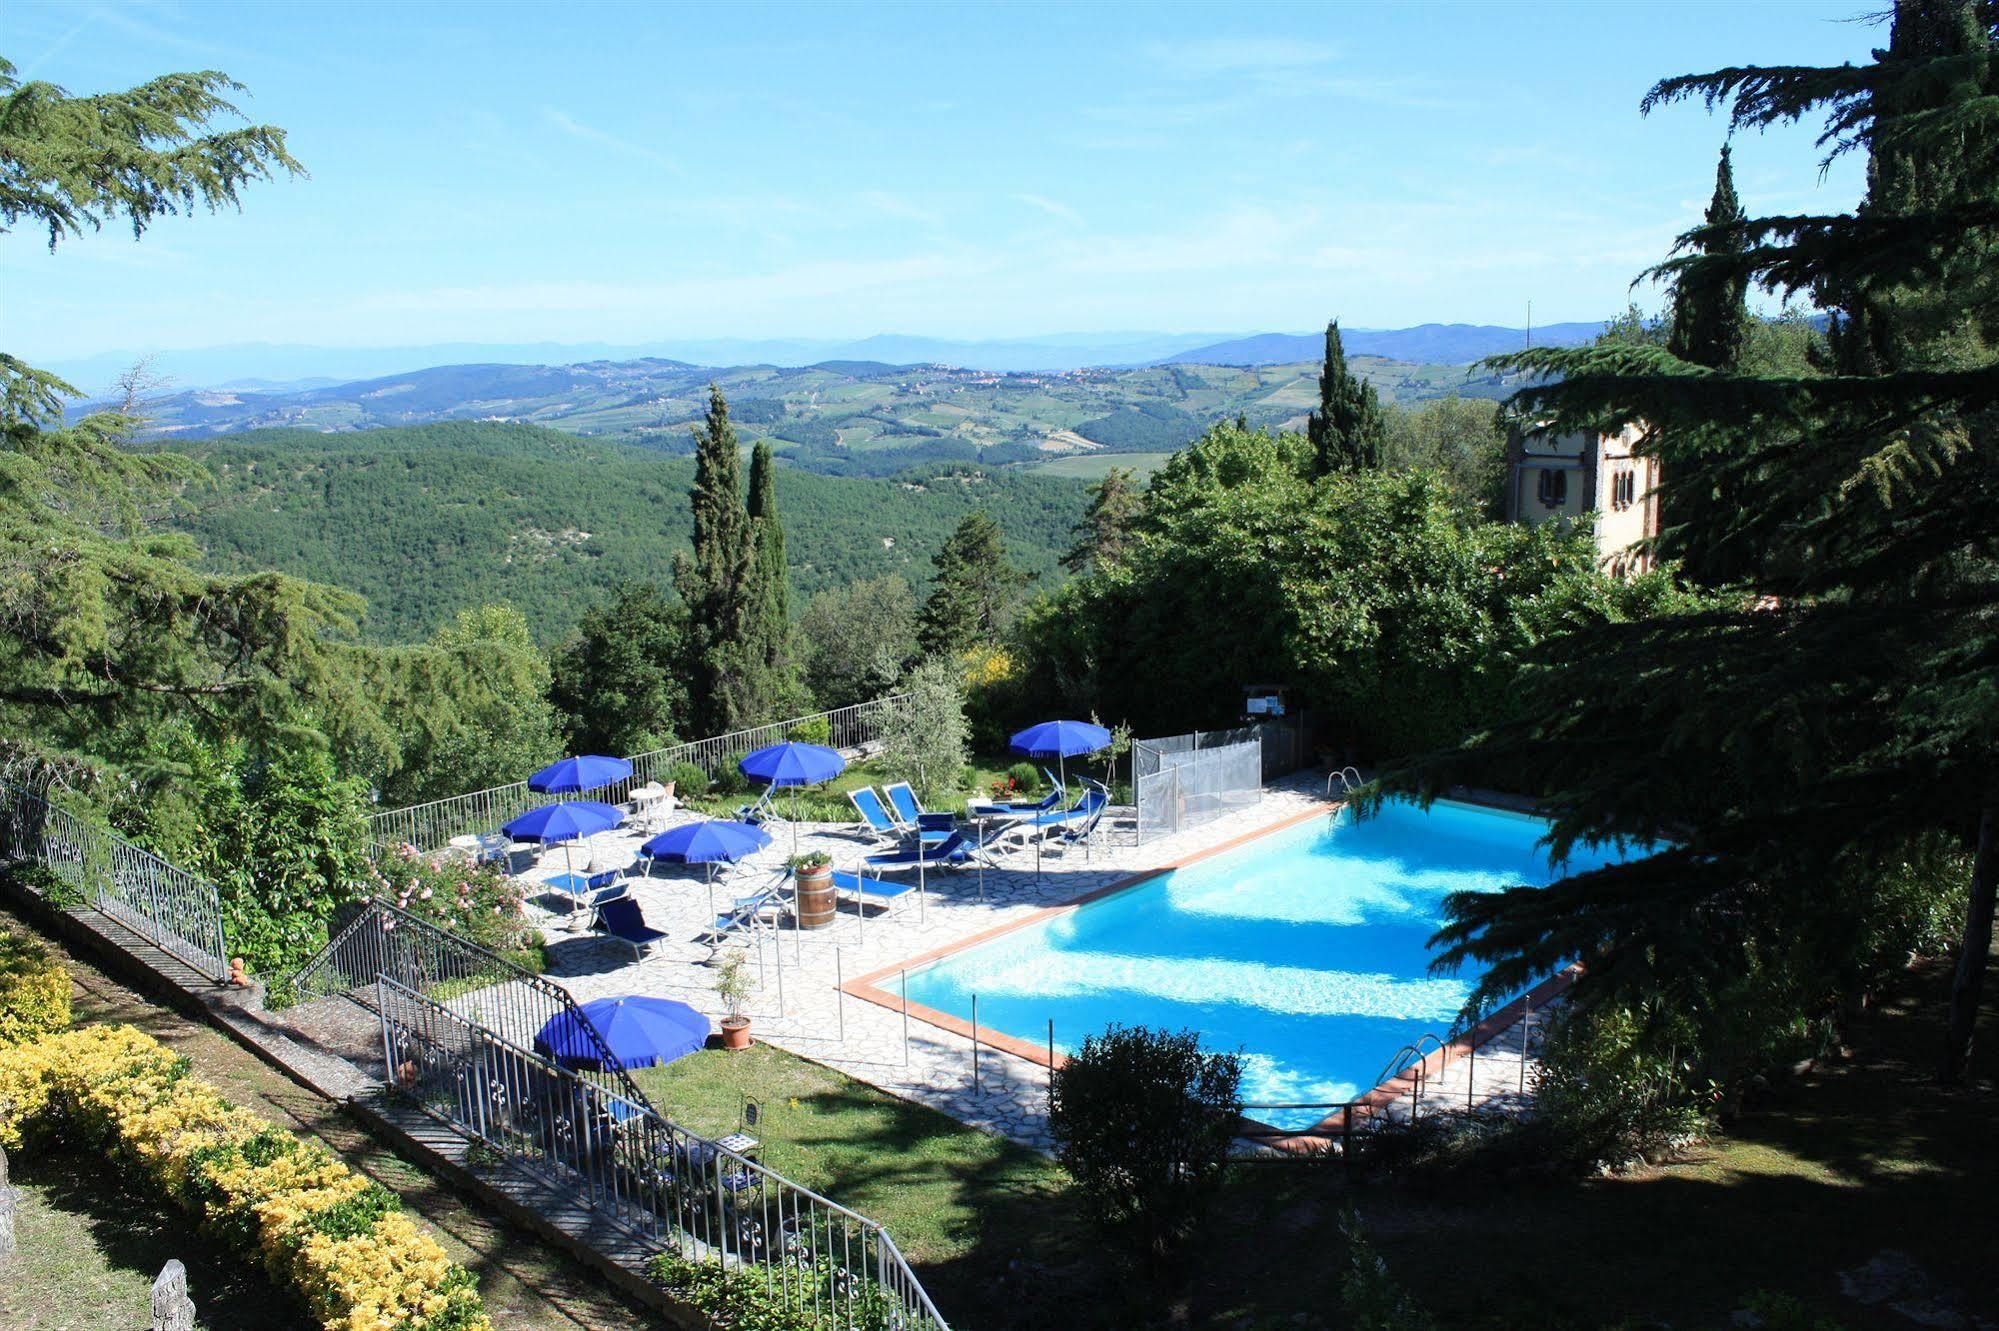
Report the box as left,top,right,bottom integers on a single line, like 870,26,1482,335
0,1024,491,1331
0,927,71,1046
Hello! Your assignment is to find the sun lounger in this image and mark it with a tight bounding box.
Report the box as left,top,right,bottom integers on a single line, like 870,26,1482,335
734,786,778,825
593,896,671,962
996,786,1110,847
882,781,956,838
831,869,915,920
699,884,789,945
848,787,905,844
864,826,1003,873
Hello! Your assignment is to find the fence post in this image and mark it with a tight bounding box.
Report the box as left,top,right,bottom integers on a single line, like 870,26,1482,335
0,1142,14,1262
151,1260,195,1331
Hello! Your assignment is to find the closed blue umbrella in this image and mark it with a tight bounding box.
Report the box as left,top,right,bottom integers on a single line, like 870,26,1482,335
528,755,634,794
534,995,711,1071
642,818,773,922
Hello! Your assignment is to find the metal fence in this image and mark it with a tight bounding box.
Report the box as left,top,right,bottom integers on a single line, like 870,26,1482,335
288,897,656,1112
1132,730,1264,840
367,695,910,855
377,977,947,1329
0,783,232,982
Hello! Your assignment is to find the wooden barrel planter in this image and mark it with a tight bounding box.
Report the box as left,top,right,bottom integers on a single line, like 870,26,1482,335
795,865,837,929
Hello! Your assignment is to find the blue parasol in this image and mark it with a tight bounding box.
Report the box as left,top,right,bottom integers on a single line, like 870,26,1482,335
642,819,774,921
739,742,846,787
739,742,847,850
502,800,624,879
534,995,710,1071
1010,719,1114,793
528,755,634,794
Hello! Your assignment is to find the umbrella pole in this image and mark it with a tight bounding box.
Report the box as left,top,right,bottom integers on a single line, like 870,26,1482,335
705,864,715,941
918,852,927,922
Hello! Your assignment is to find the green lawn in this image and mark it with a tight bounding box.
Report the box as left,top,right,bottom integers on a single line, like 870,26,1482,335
1,1151,300,1330
1030,450,1173,481
630,1044,1087,1323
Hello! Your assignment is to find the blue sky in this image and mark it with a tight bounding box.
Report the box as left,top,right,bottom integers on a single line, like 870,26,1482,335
6,0,1879,361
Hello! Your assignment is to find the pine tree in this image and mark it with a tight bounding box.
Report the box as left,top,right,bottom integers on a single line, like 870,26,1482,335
0,58,369,770
917,512,1033,655
1662,144,1754,584
1061,467,1144,575
1306,321,1386,475
673,386,755,733
1381,0,1999,1084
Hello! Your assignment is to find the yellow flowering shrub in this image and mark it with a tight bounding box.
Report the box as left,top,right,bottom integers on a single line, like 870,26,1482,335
958,644,1018,692
0,927,71,1045
0,1024,491,1331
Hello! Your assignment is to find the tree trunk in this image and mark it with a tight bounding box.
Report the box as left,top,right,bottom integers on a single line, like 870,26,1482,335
1941,801,1998,1083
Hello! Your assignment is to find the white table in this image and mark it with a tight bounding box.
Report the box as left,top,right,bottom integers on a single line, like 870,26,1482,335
629,782,675,829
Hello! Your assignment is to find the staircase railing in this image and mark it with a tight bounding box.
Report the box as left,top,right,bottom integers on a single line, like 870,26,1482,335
0,783,232,983
287,896,656,1113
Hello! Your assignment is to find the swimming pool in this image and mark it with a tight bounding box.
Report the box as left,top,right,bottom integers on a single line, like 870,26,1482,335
902,798,1642,1128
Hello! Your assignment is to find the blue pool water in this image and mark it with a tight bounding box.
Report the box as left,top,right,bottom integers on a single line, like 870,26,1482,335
904,799,1641,1127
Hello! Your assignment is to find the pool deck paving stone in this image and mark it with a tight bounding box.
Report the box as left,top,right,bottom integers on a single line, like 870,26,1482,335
519,778,1551,1151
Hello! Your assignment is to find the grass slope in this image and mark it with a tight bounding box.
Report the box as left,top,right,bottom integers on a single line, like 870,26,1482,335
161,423,1088,642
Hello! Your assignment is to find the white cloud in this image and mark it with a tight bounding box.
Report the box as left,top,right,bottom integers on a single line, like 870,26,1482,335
1012,193,1083,225
542,108,683,175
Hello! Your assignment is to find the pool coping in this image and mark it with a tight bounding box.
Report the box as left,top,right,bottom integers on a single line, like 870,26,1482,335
843,792,1573,1150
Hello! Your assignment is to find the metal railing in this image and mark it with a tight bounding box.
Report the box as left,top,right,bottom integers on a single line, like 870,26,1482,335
367,694,910,855
377,977,947,1329
0,783,231,982
288,897,656,1112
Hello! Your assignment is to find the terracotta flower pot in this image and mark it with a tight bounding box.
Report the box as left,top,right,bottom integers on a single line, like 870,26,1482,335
721,1016,752,1051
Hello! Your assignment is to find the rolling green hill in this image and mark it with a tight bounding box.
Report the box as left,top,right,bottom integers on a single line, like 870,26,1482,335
160,423,1088,644
132,355,1512,479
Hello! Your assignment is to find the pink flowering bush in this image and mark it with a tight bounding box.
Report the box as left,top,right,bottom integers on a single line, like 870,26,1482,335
367,848,537,964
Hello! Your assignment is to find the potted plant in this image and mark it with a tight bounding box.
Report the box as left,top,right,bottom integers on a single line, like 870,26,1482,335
715,948,754,1050
788,851,836,930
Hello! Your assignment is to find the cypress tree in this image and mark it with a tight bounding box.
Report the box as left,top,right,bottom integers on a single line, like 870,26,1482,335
1306,320,1386,475
1381,1,1999,1085
1662,144,1754,584
674,385,755,733
1667,145,1749,370
742,439,796,717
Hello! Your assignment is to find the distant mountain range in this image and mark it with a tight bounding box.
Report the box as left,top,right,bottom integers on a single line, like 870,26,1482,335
1161,321,1606,367
42,321,1605,396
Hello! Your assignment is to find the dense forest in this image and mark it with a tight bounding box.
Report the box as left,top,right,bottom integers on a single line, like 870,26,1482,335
160,422,1090,642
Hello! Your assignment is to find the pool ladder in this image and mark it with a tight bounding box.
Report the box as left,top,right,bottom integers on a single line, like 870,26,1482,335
1326,767,1363,797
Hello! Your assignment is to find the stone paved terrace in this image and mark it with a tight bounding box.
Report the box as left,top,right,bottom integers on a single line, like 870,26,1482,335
508,779,1551,1151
